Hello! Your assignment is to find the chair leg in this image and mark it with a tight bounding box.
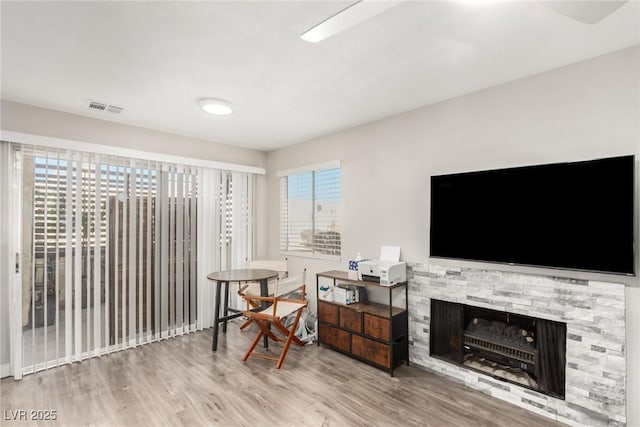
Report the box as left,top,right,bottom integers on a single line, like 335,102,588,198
239,318,254,330
276,309,303,369
262,325,280,342
239,300,259,331
274,321,304,346
243,327,264,362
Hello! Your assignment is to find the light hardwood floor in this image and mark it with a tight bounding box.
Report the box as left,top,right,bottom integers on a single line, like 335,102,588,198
1,321,564,426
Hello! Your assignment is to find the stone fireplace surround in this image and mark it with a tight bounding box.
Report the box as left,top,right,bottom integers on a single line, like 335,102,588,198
407,262,626,427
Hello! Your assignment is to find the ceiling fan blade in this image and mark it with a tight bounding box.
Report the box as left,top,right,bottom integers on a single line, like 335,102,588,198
301,0,403,43
540,1,629,25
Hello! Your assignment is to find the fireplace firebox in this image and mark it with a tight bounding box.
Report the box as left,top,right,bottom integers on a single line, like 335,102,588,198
430,299,566,399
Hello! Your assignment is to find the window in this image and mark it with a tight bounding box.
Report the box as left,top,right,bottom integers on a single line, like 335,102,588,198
279,162,341,257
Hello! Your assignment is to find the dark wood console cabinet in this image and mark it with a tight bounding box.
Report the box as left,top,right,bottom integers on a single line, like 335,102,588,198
316,270,409,376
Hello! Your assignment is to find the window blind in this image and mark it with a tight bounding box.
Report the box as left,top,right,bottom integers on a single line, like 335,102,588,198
13,144,253,376
279,165,341,256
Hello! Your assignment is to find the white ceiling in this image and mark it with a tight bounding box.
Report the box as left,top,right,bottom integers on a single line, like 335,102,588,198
1,1,638,151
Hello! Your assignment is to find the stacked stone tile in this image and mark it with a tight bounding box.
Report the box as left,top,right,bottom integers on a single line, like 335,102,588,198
408,262,626,427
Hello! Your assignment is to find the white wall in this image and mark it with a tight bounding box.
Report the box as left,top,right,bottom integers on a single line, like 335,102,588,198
0,100,269,371
265,46,640,425
0,99,268,166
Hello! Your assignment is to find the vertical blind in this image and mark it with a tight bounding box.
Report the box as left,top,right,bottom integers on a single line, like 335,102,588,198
0,142,18,377
16,144,253,375
279,166,341,256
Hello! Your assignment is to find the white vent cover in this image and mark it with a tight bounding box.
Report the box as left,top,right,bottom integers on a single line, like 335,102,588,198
105,105,123,114
85,99,124,114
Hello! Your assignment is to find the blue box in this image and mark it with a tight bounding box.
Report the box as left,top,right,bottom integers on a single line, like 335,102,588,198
348,259,368,280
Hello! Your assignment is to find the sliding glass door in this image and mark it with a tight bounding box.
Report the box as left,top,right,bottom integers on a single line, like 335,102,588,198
12,144,253,376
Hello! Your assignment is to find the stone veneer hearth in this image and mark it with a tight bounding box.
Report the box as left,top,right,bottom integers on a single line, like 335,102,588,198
407,263,626,427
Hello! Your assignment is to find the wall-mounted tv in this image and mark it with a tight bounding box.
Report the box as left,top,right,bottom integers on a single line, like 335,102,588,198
430,155,635,276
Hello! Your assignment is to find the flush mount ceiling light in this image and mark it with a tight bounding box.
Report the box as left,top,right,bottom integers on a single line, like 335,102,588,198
300,0,403,43
199,98,233,115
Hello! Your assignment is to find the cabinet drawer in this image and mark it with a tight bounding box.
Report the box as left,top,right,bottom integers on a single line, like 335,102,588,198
319,325,350,352
364,314,390,341
339,307,362,333
318,301,338,326
351,335,391,368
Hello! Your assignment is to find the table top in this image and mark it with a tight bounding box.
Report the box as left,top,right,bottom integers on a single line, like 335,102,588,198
207,269,278,282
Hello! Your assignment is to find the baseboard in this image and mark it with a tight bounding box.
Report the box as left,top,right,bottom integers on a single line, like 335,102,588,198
1,363,11,379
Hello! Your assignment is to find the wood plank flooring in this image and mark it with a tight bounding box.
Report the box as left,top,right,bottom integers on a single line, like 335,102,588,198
1,321,564,426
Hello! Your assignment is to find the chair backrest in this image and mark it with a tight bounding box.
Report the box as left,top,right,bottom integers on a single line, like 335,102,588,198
274,269,306,299
245,258,288,279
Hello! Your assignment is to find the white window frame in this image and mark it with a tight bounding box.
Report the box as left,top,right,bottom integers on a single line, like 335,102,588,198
278,161,342,260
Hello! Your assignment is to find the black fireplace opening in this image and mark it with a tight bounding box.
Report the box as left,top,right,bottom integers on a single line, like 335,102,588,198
430,299,566,399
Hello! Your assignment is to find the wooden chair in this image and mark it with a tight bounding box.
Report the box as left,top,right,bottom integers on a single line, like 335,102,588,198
241,270,307,369
238,259,288,331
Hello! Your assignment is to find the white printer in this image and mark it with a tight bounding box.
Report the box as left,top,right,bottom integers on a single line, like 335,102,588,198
359,260,407,286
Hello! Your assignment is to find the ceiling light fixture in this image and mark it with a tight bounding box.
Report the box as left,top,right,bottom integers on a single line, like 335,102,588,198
300,0,403,43
199,98,233,115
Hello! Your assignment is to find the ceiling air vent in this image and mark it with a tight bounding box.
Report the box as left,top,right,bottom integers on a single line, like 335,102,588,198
105,105,123,114
85,99,124,114
87,100,107,111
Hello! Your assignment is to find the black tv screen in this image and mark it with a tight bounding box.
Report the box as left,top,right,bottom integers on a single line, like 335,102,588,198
430,155,635,275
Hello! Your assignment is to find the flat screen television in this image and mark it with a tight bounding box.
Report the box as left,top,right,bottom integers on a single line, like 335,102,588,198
430,155,635,275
